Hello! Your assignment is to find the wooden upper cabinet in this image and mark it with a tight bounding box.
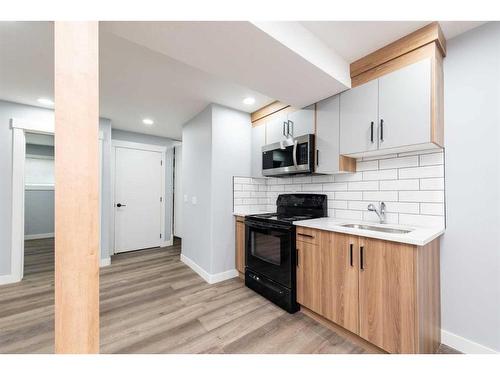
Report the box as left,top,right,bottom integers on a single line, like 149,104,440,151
297,230,359,334
358,236,417,354
378,58,431,150
287,105,315,138
339,79,379,155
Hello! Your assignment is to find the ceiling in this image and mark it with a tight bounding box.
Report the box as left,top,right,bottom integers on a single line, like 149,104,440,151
300,21,486,62
0,21,486,140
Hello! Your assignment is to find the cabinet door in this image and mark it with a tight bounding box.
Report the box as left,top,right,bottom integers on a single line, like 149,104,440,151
265,112,288,144
378,58,431,150
320,232,359,334
287,105,315,138
251,124,266,177
235,218,245,274
340,79,378,155
296,240,321,313
316,95,340,174
358,237,417,353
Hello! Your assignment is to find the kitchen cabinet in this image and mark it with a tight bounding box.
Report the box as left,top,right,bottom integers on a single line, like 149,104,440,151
250,124,266,177
297,230,359,333
296,226,441,354
316,95,356,174
265,111,288,145
235,216,245,276
340,52,443,157
287,105,315,138
339,79,379,155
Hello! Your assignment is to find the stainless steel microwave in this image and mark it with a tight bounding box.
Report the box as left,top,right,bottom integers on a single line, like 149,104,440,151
262,134,315,176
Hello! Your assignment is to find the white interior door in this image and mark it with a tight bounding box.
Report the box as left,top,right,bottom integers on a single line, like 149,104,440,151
114,146,163,253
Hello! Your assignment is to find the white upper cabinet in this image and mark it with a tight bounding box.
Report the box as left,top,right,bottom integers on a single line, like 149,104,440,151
287,105,315,138
251,124,266,177
265,111,288,145
339,79,379,155
316,95,340,174
378,58,431,150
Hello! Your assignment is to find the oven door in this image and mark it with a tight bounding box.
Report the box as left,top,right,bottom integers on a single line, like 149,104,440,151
245,220,294,288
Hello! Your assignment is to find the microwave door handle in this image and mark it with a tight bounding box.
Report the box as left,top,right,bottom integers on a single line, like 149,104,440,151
292,140,298,167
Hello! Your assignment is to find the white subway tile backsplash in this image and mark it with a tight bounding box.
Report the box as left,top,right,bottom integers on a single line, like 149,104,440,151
399,190,444,203
363,169,398,181
363,191,398,202
348,181,379,191
233,150,445,227
420,178,444,190
420,203,445,215
380,179,419,191
399,165,444,179
419,152,444,166
379,156,419,170
336,191,363,201
356,160,378,171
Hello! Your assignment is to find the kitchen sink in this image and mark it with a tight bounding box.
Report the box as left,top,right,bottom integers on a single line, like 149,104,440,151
340,223,413,234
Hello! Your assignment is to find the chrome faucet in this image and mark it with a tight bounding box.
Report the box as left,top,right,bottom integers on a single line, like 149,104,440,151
367,202,386,224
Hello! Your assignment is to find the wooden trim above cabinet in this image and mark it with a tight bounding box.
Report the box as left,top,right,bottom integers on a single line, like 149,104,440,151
251,101,290,124
350,22,446,78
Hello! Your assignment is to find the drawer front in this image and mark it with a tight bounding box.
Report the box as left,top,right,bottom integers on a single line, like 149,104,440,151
296,226,319,245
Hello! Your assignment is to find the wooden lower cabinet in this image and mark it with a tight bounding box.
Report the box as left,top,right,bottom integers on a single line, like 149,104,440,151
296,226,441,354
235,216,245,275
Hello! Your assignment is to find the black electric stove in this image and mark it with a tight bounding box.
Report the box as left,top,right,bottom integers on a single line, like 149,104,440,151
244,194,327,313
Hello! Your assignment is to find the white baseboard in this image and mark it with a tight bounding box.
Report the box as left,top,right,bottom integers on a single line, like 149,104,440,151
180,253,238,284
441,329,498,354
24,233,54,240
0,273,21,285
100,257,111,267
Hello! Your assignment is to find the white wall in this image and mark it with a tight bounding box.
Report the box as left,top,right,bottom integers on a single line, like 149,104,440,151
441,22,500,353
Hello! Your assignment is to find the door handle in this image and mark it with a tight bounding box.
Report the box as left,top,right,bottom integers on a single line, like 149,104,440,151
349,244,353,267
116,203,126,207
360,246,364,270
380,119,384,142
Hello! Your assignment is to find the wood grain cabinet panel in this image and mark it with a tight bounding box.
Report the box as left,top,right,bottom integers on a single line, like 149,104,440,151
296,240,321,313
358,237,417,353
235,217,245,275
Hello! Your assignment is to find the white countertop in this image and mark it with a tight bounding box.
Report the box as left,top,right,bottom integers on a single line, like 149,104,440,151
233,209,272,217
293,217,444,246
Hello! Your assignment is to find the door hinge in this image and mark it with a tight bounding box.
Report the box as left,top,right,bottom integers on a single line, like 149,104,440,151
160,233,162,239
160,196,163,202
161,160,163,166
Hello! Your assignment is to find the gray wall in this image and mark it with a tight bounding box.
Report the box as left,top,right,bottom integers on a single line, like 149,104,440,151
181,104,251,275
25,190,54,236
111,129,178,242
210,104,251,274
181,106,213,272
442,22,500,352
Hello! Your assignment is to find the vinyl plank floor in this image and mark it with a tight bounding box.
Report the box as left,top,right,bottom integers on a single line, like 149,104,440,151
0,238,461,354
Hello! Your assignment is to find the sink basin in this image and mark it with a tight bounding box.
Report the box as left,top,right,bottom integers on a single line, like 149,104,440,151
340,223,413,234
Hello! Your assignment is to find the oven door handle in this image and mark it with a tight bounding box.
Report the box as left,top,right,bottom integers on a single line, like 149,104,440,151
292,139,298,168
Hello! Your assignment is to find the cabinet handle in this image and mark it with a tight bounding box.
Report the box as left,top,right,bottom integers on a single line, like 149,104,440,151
360,246,364,270
370,121,374,143
288,120,294,137
297,233,314,239
296,248,299,267
283,122,286,136
316,150,319,166
380,119,384,142
349,244,353,267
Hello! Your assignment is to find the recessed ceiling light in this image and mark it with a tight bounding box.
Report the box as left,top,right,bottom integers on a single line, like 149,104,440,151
142,118,154,126
243,97,256,105
37,98,54,106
